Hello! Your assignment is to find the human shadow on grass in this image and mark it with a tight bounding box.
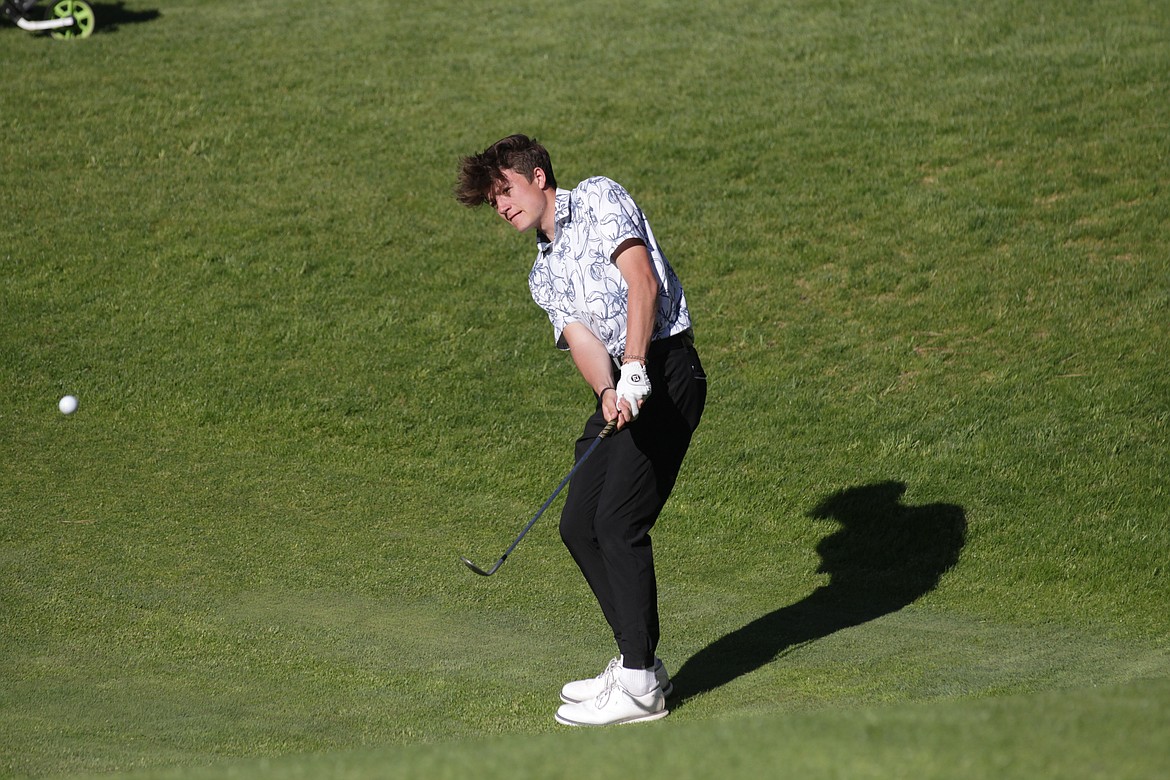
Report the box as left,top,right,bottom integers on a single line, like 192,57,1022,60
669,481,966,708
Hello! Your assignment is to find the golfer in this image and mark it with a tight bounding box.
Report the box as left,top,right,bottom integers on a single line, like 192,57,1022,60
456,135,706,726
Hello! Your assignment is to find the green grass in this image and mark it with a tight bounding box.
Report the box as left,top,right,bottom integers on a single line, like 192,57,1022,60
2,0,1168,778
68,677,1170,780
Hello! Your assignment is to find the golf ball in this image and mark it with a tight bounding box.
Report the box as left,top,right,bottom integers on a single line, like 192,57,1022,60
58,395,78,415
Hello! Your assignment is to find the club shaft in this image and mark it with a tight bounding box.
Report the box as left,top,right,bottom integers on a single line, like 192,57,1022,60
463,419,616,575
497,419,615,559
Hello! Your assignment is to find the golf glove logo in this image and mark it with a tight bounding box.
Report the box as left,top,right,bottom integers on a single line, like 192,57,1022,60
616,362,652,420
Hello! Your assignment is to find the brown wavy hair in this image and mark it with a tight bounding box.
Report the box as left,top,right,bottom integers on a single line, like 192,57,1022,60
455,134,557,207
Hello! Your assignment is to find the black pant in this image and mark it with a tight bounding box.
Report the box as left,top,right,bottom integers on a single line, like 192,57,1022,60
559,333,707,670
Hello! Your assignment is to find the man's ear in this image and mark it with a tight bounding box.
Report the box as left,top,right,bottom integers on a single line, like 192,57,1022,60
532,167,548,190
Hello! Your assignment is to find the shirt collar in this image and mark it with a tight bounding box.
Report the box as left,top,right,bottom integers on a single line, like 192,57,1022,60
537,188,573,252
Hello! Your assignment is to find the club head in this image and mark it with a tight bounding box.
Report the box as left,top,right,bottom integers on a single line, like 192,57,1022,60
460,555,503,577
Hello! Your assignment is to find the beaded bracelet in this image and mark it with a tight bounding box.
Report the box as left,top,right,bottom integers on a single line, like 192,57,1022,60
621,354,646,365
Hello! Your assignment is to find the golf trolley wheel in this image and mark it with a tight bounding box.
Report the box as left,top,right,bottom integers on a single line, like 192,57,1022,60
46,0,95,39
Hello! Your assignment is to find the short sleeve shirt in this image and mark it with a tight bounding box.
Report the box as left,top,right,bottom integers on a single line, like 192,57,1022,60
529,176,691,357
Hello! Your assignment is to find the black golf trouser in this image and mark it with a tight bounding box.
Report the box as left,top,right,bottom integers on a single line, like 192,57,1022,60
559,333,706,671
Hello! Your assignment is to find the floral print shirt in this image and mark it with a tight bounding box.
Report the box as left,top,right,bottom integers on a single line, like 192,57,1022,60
529,176,691,357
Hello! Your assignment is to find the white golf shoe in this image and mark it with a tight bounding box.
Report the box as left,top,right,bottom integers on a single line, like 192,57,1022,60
560,656,673,704
555,675,669,726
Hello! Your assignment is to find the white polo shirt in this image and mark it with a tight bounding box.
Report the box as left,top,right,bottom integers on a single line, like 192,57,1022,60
529,176,691,357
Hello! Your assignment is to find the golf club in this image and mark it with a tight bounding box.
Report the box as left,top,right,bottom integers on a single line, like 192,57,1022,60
460,419,617,576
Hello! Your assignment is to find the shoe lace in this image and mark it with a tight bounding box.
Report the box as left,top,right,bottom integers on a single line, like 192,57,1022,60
601,656,621,680
595,672,619,709
594,657,626,709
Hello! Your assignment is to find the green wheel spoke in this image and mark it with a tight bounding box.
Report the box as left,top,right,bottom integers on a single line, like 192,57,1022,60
47,0,94,39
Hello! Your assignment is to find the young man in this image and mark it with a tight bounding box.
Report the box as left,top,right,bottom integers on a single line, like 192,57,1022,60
456,135,706,726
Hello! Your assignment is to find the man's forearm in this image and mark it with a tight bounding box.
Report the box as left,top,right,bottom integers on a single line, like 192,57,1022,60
563,323,617,396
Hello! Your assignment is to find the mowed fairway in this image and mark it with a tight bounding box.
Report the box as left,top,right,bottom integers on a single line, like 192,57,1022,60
2,0,1168,778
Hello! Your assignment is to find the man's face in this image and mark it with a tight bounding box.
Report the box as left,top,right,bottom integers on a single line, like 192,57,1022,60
490,167,549,234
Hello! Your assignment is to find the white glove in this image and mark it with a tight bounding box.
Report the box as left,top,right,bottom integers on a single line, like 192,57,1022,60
616,361,652,420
